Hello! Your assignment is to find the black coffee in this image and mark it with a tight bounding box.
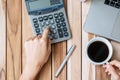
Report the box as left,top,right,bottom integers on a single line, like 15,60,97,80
88,41,109,62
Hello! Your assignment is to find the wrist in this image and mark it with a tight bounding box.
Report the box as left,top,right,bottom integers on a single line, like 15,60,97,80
20,64,42,80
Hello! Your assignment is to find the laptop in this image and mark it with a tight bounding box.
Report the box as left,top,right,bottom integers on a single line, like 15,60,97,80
84,0,120,42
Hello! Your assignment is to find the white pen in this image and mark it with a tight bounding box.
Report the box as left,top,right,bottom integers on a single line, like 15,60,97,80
80,0,86,2
55,44,76,77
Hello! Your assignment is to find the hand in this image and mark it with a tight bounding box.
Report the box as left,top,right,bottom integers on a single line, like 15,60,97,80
20,27,51,80
25,27,51,68
103,60,120,80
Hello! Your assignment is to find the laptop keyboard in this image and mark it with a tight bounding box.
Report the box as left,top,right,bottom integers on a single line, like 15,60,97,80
104,0,120,9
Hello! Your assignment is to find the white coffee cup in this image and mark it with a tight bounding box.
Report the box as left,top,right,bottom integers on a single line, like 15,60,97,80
86,37,113,65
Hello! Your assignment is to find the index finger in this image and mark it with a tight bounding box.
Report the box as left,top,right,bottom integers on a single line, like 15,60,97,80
110,60,120,68
42,27,50,40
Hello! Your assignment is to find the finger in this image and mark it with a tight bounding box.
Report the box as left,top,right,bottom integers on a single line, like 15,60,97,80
103,65,107,68
42,27,49,40
48,39,51,44
108,72,111,75
26,37,33,41
119,73,120,75
33,37,39,42
32,36,37,40
107,65,120,80
48,39,51,52
38,35,42,39
110,60,120,68
105,69,108,73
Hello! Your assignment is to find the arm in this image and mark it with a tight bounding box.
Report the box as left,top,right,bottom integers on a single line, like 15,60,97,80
20,27,51,80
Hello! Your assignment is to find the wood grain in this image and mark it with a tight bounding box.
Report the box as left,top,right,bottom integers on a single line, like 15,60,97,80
52,42,66,80
67,0,81,80
0,0,6,80
82,0,111,80
96,65,111,80
82,1,96,80
22,0,52,80
22,0,33,69
1,0,120,80
51,0,67,80
7,0,22,79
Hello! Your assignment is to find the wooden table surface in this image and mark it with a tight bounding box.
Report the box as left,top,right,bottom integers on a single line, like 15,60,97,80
0,0,120,80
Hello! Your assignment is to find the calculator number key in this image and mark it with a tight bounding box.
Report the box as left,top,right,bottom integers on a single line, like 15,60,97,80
58,29,64,38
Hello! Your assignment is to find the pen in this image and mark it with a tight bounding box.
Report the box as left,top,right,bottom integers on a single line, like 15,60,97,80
80,0,86,2
55,44,76,77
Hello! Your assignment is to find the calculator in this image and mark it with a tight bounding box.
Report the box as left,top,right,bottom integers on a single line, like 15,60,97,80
25,0,71,43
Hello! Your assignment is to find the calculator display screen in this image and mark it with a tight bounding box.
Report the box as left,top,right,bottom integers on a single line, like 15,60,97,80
29,0,51,11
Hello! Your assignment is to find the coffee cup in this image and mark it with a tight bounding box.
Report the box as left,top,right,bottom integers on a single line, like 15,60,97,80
86,37,113,65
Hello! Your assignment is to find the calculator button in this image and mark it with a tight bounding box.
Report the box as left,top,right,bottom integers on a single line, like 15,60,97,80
104,0,110,5
54,13,59,18
115,3,120,8
45,21,49,25
58,29,64,38
63,27,67,32
61,22,66,27
55,19,60,23
33,18,38,23
110,1,115,7
50,28,54,33
112,0,117,2
53,35,58,39
51,25,56,29
40,22,45,27
53,30,57,34
60,17,65,22
43,16,48,20
64,32,69,37
42,26,47,31
59,12,64,17
48,15,53,19
57,23,61,28
42,28,45,31
49,35,53,40
38,17,43,22
119,0,120,3
36,33,39,36
49,20,54,24
34,23,39,28
35,28,40,33
50,28,53,33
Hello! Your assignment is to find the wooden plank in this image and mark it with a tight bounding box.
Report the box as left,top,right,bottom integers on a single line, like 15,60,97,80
7,0,22,79
22,0,33,70
82,0,111,80
22,0,52,80
67,0,81,80
82,1,96,80
51,1,67,80
0,0,6,80
96,65,111,80
52,42,66,80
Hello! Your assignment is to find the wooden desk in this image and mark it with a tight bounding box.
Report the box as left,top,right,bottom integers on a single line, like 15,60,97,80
0,0,120,80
